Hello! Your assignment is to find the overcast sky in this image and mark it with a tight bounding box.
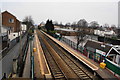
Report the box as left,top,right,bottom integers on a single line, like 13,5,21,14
1,0,119,26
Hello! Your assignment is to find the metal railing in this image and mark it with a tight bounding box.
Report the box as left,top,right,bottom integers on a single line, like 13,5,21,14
61,37,84,53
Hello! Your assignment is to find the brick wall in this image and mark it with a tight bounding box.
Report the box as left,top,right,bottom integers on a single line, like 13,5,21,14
2,11,20,32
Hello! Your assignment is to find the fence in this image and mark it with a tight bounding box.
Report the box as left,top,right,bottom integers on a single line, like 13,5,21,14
1,32,28,59
61,37,84,53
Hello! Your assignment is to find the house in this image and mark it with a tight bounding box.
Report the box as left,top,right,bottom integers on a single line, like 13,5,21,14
84,40,120,76
116,28,120,38
0,11,10,50
21,24,27,33
2,11,21,41
2,11,20,32
55,28,77,36
84,40,112,62
94,27,116,37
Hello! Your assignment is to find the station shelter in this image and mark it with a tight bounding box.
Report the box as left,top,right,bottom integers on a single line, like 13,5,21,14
84,40,111,63
84,40,120,76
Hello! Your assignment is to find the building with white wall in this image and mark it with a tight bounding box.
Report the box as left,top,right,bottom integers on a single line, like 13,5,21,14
94,29,116,37
8,32,19,41
21,24,27,32
8,24,27,41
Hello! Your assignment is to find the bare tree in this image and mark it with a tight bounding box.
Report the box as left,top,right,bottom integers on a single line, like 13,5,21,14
76,19,88,49
77,19,88,27
111,24,117,37
65,22,71,29
103,23,109,28
22,16,34,30
40,21,45,25
59,22,63,28
111,24,116,28
89,21,99,28
53,21,58,26
66,22,71,26
71,21,77,30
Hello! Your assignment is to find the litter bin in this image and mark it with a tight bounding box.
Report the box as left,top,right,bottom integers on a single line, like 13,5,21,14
33,48,36,52
100,62,106,69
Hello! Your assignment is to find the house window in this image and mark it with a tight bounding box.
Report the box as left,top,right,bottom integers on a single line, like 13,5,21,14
95,53,100,62
115,55,120,66
9,19,14,23
107,54,115,61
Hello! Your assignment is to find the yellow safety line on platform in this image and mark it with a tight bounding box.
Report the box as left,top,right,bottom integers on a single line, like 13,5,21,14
35,30,51,77
35,31,44,75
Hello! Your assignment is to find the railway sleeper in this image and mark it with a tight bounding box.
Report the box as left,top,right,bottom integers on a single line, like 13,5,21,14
80,74,88,77
81,77,91,80
82,77,91,80
74,68,81,71
54,74,64,76
72,67,78,69
54,71,62,74
55,73,63,75
89,76,94,78
76,72,84,74
74,70,81,72
78,71,84,73
54,75,65,78
85,73,93,78
82,76,90,79
77,73,85,75
81,76,91,79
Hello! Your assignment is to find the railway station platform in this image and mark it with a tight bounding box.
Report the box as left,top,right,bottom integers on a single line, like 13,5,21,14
64,43,119,80
42,31,119,80
22,44,30,78
33,30,51,79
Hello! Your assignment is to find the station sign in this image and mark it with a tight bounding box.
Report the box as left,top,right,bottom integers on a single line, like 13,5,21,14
96,49,106,56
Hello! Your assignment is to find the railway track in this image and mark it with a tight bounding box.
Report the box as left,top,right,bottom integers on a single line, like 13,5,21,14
37,30,100,80
38,32,67,80
42,32,99,80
